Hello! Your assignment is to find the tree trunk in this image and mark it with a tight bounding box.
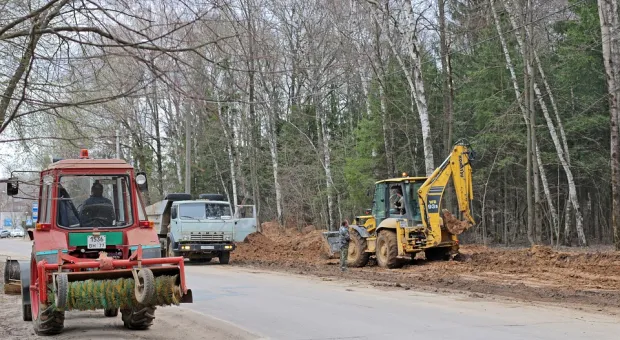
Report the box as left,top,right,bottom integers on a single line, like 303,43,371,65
149,75,164,199
438,0,454,154
536,144,558,244
184,103,192,194
267,105,283,226
369,1,434,175
503,0,586,245
564,197,572,245
598,0,620,250
247,3,261,218
403,1,434,175
374,26,394,177
379,80,394,177
320,104,335,230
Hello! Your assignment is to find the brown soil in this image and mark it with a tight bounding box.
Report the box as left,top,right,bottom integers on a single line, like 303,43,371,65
233,223,620,311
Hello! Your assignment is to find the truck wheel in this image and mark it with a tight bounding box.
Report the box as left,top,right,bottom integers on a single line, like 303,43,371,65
424,247,451,261
348,231,370,267
219,252,230,264
121,306,155,330
167,241,175,258
376,230,400,269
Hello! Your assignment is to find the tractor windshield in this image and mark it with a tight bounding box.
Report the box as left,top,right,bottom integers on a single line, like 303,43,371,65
57,175,134,229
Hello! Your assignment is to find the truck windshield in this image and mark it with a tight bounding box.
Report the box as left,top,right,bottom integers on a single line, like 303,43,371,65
179,203,232,220
57,175,133,229
180,203,205,219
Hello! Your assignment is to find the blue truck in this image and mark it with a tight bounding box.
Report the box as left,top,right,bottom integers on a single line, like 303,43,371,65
146,193,257,264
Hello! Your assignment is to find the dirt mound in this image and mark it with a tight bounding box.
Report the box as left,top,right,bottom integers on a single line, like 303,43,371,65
233,225,620,309
234,223,326,266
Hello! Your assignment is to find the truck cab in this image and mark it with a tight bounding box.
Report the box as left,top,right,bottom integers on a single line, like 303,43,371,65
149,193,257,264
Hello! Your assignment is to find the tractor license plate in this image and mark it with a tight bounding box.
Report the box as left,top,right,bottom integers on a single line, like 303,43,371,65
201,245,214,250
87,235,106,249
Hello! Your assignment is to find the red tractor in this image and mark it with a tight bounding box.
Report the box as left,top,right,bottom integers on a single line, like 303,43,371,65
3,150,192,335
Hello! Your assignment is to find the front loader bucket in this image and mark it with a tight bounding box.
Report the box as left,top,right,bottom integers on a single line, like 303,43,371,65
321,231,341,259
3,257,21,295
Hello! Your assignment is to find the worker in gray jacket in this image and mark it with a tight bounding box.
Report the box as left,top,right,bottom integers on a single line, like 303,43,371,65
339,220,350,272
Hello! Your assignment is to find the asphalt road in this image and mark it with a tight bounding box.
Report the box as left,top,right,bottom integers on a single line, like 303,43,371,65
2,238,619,340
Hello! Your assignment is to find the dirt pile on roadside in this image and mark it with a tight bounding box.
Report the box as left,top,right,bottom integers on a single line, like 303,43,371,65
234,222,325,266
232,224,620,309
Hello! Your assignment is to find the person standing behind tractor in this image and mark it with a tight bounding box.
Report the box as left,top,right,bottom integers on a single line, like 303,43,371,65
339,220,350,272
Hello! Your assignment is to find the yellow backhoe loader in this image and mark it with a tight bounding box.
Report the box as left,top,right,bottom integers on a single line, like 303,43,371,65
323,140,476,268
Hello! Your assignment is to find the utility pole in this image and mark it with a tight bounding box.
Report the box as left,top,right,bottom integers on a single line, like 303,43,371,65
185,106,191,194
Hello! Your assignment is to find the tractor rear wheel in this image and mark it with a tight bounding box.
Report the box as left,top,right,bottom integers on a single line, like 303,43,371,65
104,308,119,317
121,306,156,330
376,230,400,269
347,231,370,267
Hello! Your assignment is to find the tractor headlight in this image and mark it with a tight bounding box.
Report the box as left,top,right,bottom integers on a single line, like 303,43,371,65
136,174,147,185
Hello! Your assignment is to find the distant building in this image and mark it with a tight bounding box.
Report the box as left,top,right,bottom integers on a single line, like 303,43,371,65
0,211,28,229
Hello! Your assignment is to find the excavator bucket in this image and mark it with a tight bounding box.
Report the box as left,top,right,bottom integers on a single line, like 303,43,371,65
442,209,472,235
321,231,341,258
3,257,21,295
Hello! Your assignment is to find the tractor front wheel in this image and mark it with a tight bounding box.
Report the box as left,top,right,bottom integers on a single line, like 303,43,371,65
376,230,401,269
31,257,64,335
33,305,65,336
347,231,370,267
121,306,156,330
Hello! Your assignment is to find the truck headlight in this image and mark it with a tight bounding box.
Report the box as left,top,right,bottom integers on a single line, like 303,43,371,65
224,235,231,241
182,235,189,241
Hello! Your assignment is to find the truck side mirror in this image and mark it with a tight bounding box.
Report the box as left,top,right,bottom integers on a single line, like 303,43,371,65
6,179,18,196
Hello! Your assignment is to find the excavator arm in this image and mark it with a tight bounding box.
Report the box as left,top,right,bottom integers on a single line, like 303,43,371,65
417,140,476,243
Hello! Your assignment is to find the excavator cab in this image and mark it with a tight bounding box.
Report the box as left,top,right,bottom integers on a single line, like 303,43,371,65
376,181,423,223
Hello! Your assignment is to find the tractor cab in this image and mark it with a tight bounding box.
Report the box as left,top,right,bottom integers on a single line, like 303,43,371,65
31,150,154,260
